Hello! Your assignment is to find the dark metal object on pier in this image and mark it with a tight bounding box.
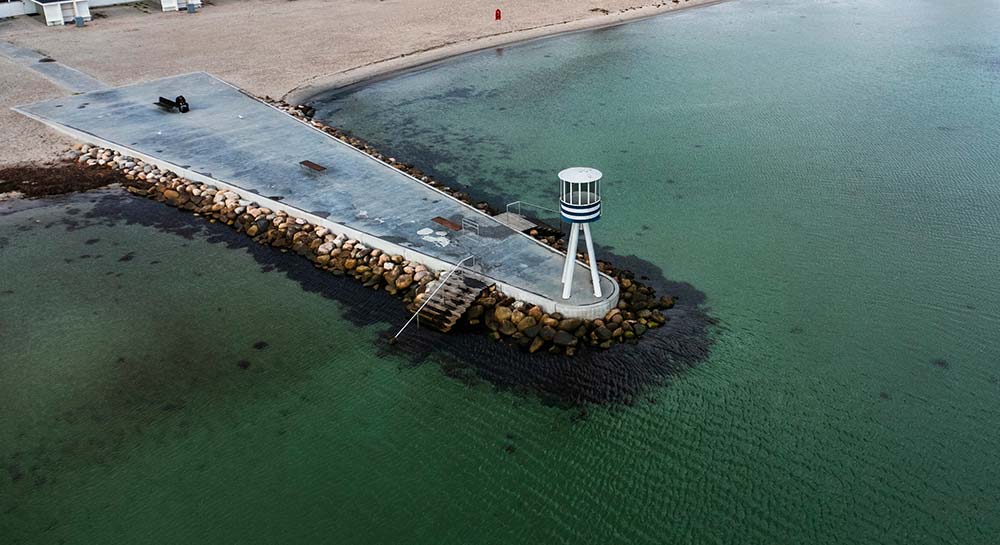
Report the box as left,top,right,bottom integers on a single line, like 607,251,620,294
156,95,189,113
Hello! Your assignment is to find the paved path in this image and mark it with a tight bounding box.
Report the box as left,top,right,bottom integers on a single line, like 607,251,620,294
14,72,617,316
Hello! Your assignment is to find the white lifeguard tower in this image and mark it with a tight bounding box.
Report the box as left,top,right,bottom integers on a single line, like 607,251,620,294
558,167,604,300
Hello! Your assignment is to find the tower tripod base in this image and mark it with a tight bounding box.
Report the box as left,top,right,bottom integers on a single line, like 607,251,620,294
561,223,602,300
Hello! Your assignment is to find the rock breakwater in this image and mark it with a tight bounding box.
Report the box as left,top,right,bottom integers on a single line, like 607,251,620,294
264,100,681,352
64,114,680,357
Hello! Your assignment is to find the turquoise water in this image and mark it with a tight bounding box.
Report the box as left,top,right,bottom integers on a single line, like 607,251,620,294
313,0,1000,541
3,0,1000,542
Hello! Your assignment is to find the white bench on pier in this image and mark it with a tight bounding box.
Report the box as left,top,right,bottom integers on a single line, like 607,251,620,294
29,0,90,26
156,0,200,12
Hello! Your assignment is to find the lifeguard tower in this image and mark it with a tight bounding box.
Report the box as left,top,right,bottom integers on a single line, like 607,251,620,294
558,167,604,300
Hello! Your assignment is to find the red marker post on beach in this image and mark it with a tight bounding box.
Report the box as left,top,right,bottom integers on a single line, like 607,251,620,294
495,9,502,21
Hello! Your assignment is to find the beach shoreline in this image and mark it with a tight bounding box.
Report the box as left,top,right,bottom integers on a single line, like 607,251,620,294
285,0,732,104
1,0,727,168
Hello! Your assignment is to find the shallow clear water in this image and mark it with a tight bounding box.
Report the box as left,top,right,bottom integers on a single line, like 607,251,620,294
314,0,1000,541
3,0,1000,543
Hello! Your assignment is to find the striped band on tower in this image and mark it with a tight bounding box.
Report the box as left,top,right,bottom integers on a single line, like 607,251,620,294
559,200,602,223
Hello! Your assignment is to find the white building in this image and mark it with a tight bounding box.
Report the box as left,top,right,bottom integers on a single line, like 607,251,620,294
1,0,201,26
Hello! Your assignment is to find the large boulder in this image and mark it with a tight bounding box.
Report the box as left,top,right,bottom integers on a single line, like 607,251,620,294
494,306,513,323
466,305,484,320
541,316,560,328
498,320,518,336
558,318,582,332
395,274,414,290
516,316,537,333
521,324,541,338
553,330,577,347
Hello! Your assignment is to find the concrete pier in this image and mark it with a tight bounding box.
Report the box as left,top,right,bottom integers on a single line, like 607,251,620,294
0,42,109,94
14,72,618,318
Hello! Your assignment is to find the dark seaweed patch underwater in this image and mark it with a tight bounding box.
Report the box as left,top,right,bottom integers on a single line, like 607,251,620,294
72,189,715,407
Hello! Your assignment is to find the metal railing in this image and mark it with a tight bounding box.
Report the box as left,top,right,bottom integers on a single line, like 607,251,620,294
461,217,480,236
393,255,477,340
506,200,558,218
505,200,563,230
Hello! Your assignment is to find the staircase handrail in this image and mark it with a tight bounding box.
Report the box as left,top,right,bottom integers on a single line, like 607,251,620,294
393,255,476,340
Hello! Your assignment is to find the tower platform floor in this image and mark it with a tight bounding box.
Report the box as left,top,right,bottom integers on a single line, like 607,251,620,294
15,72,618,318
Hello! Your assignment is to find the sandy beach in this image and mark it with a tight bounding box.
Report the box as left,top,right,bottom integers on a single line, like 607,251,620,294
0,0,722,167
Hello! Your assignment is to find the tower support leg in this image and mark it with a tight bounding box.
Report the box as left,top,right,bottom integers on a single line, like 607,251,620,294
582,223,602,298
561,224,578,285
561,224,580,299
